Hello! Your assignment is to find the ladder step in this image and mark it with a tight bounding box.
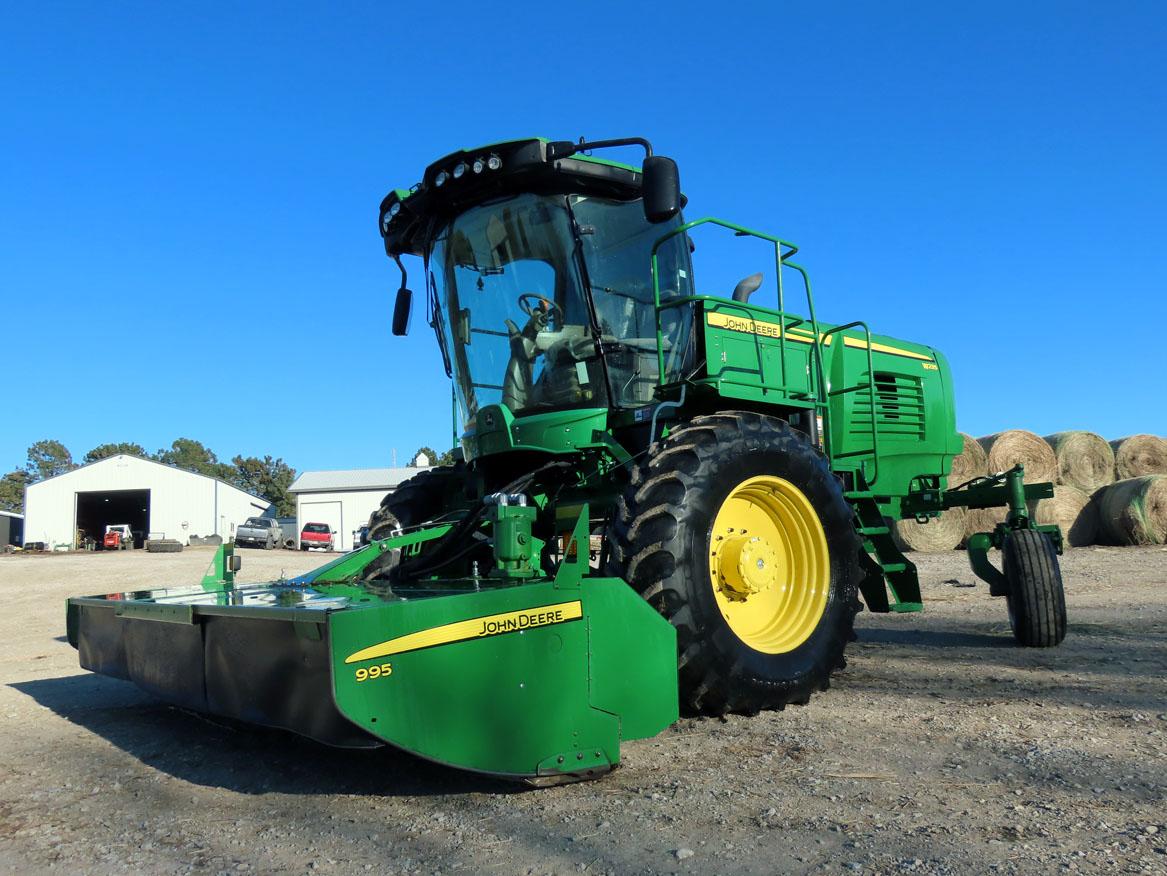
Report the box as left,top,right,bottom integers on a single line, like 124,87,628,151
844,491,874,500
881,563,908,573
858,525,890,536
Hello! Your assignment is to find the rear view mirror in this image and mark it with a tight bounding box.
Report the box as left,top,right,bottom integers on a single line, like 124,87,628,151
643,156,681,223
229,555,242,572
392,287,413,336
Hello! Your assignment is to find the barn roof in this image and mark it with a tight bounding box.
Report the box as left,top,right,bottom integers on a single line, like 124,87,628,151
288,467,430,494
25,454,269,503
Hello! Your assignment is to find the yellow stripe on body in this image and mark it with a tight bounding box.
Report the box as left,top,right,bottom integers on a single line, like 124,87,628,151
344,600,583,663
705,312,933,362
836,335,933,361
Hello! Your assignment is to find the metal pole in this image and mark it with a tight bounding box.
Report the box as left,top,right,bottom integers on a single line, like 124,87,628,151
1006,465,1029,524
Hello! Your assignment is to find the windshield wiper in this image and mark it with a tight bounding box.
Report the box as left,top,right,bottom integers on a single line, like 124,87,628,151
456,262,504,276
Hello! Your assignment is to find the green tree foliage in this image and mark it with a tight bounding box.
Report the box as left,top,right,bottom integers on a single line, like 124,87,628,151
0,470,29,513
231,455,297,516
437,448,457,466
155,438,235,481
410,446,438,467
83,442,149,464
25,440,75,481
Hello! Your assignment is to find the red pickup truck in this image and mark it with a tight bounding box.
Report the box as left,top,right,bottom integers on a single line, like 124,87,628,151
299,522,335,551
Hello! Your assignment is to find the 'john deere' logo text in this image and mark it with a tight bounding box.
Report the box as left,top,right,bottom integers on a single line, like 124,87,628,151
343,600,584,663
479,607,567,636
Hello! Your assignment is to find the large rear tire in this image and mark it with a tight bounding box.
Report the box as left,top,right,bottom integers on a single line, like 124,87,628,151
1003,529,1066,647
367,464,465,540
609,412,862,714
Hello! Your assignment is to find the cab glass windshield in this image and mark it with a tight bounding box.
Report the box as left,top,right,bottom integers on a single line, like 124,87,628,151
428,194,604,427
427,192,694,430
570,195,694,404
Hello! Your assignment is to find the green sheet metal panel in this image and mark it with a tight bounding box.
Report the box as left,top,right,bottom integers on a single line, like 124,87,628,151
824,336,961,501
328,578,677,779
467,404,612,459
583,578,679,741
694,295,961,503
701,301,814,403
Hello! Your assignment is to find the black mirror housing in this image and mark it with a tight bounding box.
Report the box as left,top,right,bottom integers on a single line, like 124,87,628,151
392,288,413,336
642,156,681,223
545,140,577,161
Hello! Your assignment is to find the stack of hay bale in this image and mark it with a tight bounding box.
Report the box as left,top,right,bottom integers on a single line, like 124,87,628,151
1035,431,1112,546
1094,435,1167,546
891,429,1167,552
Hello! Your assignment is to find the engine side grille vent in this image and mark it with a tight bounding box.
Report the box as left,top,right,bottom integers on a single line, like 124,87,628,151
850,372,926,439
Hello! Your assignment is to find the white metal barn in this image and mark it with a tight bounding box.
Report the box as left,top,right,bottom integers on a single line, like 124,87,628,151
288,467,431,552
23,455,274,549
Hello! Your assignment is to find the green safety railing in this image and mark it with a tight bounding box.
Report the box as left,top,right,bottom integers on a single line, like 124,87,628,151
820,321,880,488
648,217,880,486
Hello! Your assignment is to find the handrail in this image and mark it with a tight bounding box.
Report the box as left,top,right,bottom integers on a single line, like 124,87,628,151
660,296,816,391
781,260,824,411
650,217,820,396
819,321,879,488
645,217,890,485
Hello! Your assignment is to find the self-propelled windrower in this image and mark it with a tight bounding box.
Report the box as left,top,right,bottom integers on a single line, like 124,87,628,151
67,136,1066,782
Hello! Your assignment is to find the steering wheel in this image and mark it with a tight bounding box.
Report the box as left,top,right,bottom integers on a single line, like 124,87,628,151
517,293,564,325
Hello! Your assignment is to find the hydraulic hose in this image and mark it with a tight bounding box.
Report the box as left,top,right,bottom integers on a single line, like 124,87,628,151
393,460,573,581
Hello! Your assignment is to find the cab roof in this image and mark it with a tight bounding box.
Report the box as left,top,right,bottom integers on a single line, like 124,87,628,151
379,137,649,258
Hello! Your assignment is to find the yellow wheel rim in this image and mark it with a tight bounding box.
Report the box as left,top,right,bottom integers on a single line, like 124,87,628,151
708,475,830,654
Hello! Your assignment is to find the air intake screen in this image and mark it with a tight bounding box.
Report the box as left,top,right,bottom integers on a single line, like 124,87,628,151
850,372,926,439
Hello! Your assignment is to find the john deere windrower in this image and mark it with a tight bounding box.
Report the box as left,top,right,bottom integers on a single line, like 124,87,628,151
67,137,1067,782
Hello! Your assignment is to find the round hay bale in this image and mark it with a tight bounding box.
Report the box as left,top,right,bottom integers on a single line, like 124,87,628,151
892,507,968,553
1033,484,1098,547
948,432,989,488
1043,431,1115,494
960,487,1095,547
977,430,1058,485
1094,475,1167,546
1109,434,1167,480
962,506,1007,545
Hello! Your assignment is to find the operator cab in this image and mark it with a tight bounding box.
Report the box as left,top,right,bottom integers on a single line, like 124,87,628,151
430,191,695,420
380,138,697,432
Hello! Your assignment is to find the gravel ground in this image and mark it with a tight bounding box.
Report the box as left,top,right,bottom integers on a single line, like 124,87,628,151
1,544,1164,875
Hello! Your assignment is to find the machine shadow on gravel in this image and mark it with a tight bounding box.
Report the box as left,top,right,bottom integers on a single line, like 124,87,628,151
846,616,1166,712
855,627,1010,649
10,674,524,797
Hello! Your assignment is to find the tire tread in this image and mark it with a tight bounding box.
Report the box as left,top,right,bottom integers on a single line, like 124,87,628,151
608,411,861,715
1004,530,1066,647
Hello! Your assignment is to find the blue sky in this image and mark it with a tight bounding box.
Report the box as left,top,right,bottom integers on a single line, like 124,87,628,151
2,2,1164,474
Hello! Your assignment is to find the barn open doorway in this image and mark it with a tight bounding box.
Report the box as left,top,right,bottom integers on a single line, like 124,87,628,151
76,489,150,549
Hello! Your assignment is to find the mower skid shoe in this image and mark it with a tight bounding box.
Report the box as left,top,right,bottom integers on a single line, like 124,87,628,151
329,577,678,781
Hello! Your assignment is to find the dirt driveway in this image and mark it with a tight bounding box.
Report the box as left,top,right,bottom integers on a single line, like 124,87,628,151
1,545,1164,875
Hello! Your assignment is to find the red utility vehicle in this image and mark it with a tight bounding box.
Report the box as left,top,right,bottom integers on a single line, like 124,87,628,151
299,522,334,551
103,524,133,551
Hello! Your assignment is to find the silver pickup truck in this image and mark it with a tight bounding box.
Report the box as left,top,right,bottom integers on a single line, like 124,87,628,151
235,517,282,549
